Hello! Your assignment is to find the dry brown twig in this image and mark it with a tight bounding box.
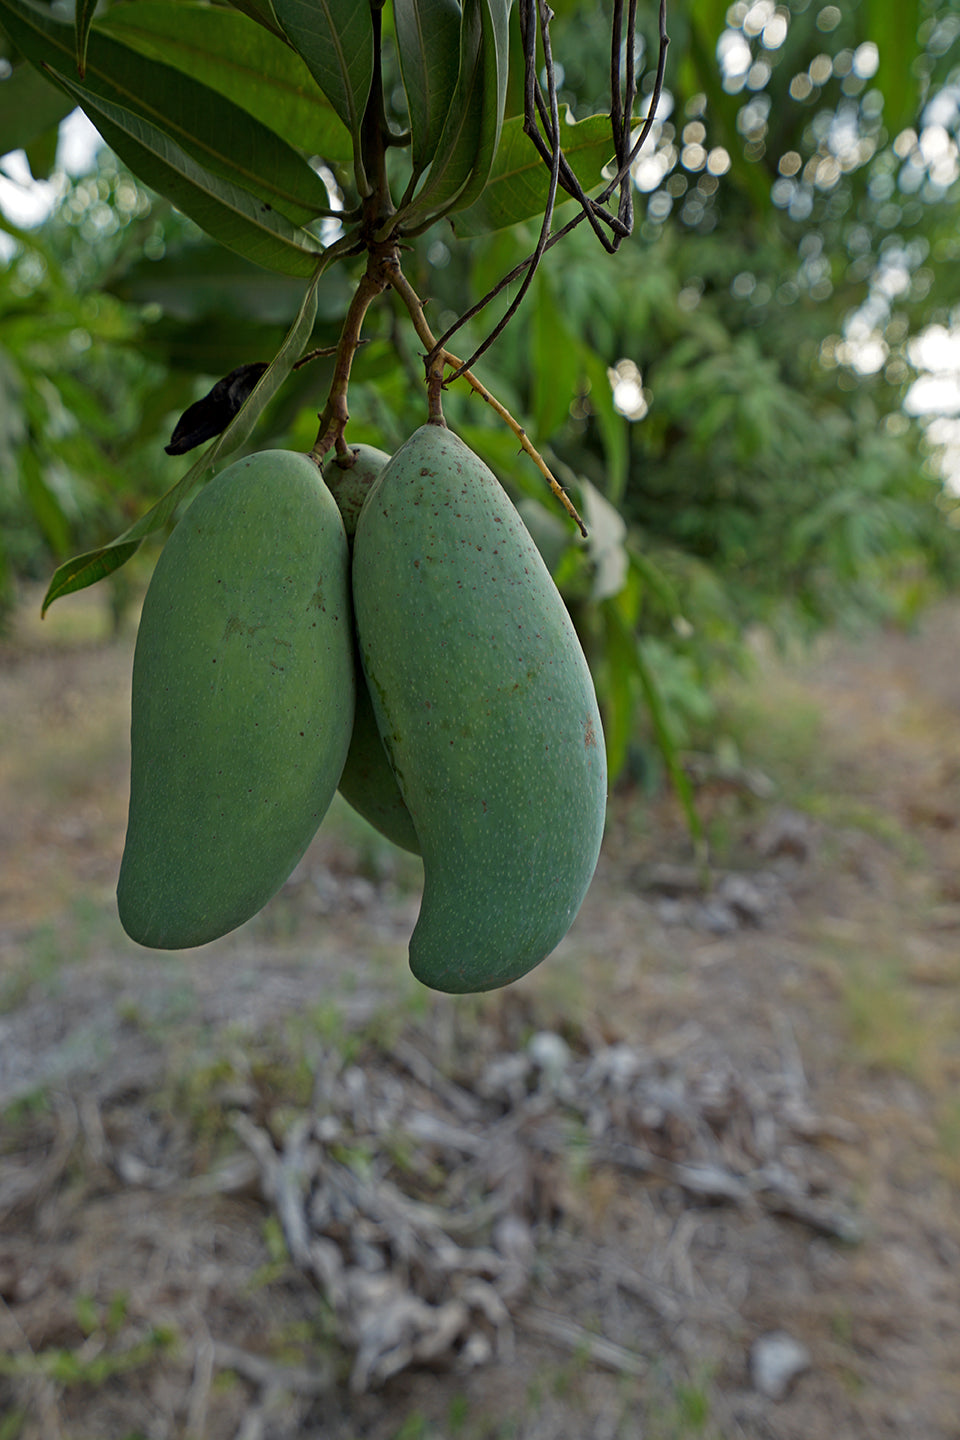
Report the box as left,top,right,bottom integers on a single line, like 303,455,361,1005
387,263,587,536
183,1316,216,1440
306,245,588,536
217,1006,861,1394
520,1306,647,1377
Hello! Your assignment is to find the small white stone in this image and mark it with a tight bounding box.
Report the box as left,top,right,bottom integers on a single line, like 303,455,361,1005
751,1331,811,1400
528,1031,571,1072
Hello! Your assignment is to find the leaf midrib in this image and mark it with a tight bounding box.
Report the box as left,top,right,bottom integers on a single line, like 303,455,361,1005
18,3,324,218
51,68,324,255
101,17,335,114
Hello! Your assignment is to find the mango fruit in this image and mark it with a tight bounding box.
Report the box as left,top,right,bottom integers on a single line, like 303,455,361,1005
324,443,422,856
337,679,422,854
118,449,354,949
352,423,606,993
322,443,391,538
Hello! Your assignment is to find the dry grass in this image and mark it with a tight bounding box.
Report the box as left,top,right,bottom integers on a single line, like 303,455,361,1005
2,590,960,1438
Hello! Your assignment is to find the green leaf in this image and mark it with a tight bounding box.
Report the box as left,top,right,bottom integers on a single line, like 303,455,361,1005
447,0,511,214
48,68,326,276
42,259,331,615
225,0,288,43
628,545,683,623
579,342,628,505
531,270,579,440
98,2,353,166
20,448,71,556
109,244,346,326
0,62,72,158
395,0,462,176
23,122,59,180
600,597,638,779
452,109,613,237
633,633,705,856
74,0,97,78
398,0,485,224
0,0,332,227
602,599,705,849
271,0,373,190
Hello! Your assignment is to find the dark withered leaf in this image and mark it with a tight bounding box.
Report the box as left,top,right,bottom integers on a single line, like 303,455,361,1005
165,362,269,455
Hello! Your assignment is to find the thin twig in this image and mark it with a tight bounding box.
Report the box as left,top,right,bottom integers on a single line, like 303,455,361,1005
388,262,586,535
434,0,565,380
598,0,670,205
291,342,364,371
519,1307,647,1376
184,1319,216,1440
310,246,396,461
424,0,669,365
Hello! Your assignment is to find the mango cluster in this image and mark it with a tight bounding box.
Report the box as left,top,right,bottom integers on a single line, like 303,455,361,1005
118,426,607,993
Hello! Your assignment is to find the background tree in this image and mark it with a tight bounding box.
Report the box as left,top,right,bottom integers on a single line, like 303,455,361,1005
1,0,958,785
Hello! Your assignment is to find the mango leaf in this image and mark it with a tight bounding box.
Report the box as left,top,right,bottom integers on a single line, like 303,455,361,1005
628,544,684,623
42,259,331,615
108,245,345,326
164,362,268,455
74,0,97,77
20,447,71,557
452,109,613,237
398,0,484,224
225,0,288,43
599,595,638,779
578,342,628,505
271,0,373,190
0,0,332,226
395,0,462,176
444,0,511,214
603,598,705,850
634,633,705,857
99,2,354,166
531,270,580,440
48,69,326,276
0,62,72,158
503,4,525,118
23,122,59,179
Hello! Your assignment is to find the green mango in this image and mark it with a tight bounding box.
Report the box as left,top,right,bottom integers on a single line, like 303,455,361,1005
337,678,422,854
324,443,422,856
352,423,607,993
322,443,391,538
118,449,354,949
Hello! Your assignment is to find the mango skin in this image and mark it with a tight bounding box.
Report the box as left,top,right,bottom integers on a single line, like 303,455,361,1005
352,424,607,993
118,449,354,949
322,443,391,537
338,679,422,854
324,443,421,856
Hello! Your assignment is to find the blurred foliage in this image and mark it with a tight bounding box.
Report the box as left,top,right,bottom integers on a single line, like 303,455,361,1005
1,0,960,778
0,157,191,614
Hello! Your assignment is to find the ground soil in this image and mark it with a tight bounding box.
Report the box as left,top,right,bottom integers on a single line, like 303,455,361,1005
1,586,959,1440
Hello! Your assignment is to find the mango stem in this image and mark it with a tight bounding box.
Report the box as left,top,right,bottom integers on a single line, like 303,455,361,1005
387,263,587,538
310,245,397,462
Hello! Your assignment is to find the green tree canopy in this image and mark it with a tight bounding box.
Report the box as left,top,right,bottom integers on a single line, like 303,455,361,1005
2,0,959,772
